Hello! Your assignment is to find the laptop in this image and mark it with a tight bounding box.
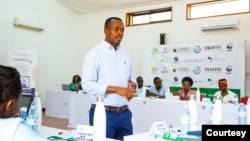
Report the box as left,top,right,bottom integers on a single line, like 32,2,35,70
62,84,70,91
19,94,34,115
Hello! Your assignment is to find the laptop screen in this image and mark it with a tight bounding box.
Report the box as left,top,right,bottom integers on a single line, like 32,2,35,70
62,84,70,91
19,94,33,115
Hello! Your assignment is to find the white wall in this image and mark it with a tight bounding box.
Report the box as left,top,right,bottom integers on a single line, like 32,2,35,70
0,0,81,107
0,0,249,107
79,0,250,96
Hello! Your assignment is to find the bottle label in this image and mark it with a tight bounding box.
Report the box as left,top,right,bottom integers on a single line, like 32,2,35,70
181,117,190,124
26,118,38,132
238,111,246,117
20,111,27,120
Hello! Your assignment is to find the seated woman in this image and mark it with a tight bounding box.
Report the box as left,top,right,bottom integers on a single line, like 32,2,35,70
173,76,196,100
69,74,82,91
213,78,238,104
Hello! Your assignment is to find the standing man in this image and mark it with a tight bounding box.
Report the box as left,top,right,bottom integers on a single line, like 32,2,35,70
81,17,136,140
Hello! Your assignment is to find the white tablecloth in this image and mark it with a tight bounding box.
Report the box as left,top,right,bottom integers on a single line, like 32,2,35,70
45,91,238,134
45,90,78,118
45,90,91,127
129,97,238,134
67,93,91,128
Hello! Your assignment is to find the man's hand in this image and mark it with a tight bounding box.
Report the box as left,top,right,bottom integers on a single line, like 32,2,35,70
128,79,136,89
118,87,135,101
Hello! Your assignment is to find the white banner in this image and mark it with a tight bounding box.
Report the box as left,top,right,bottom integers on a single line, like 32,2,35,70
142,40,245,99
7,48,37,95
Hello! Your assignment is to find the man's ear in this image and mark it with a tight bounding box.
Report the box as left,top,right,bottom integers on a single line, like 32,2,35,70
2,99,16,117
5,99,14,110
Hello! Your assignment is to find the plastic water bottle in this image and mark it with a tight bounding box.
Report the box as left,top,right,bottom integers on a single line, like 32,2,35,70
165,86,172,101
234,94,239,105
196,87,201,103
208,106,214,124
26,92,42,133
181,105,191,135
238,103,247,124
20,107,27,120
188,95,197,127
212,95,222,124
26,101,39,133
93,96,106,141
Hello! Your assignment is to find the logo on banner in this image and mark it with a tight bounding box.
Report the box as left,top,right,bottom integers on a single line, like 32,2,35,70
226,42,233,52
207,56,213,62
193,45,201,53
173,56,179,63
173,77,180,84
152,48,158,54
161,67,168,74
207,78,214,85
193,66,201,74
226,65,232,74
204,67,222,73
151,67,158,74
177,47,191,53
207,56,225,62
177,67,190,73
161,47,169,54
204,45,222,51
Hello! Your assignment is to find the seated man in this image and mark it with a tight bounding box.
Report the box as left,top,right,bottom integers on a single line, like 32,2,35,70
135,76,148,98
146,76,167,99
213,78,238,104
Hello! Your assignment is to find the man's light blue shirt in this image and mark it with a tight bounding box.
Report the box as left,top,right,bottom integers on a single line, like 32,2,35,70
81,40,136,107
149,84,167,96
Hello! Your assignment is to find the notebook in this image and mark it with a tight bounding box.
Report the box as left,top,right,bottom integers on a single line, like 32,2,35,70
62,84,70,91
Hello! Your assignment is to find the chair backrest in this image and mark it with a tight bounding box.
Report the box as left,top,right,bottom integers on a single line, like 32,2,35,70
240,96,248,105
19,94,33,115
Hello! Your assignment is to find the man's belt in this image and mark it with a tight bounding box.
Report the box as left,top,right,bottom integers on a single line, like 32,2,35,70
91,104,128,113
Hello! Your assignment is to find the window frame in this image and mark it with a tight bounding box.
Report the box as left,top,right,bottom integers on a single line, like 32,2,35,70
126,7,172,27
186,0,250,20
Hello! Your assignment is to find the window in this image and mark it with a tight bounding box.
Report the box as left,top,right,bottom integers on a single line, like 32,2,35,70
126,7,172,26
187,0,250,20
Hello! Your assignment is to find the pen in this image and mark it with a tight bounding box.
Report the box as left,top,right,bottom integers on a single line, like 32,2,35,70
58,130,75,135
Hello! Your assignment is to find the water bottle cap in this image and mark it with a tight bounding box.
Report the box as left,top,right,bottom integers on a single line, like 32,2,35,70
189,95,195,100
20,107,27,112
35,92,40,97
214,95,221,100
96,96,104,102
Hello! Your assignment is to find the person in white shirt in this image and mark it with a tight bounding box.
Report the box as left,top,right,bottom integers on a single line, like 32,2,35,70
147,76,167,99
135,76,148,98
0,65,46,141
213,78,238,104
81,17,136,140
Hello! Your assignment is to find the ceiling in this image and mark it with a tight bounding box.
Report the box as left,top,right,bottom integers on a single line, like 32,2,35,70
56,0,179,16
